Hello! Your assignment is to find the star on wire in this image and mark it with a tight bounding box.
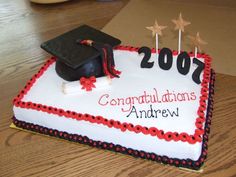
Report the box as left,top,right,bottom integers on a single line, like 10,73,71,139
188,32,207,52
146,20,167,36
172,13,191,32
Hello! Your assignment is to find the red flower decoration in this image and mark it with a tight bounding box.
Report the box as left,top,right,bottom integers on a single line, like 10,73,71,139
80,76,96,91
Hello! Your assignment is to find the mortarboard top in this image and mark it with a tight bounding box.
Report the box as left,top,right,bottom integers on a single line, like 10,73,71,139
41,25,121,81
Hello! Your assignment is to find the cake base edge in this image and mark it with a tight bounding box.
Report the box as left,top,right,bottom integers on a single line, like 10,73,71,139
9,121,204,172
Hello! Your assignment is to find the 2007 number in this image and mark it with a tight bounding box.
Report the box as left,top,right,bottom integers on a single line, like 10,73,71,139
138,47,205,84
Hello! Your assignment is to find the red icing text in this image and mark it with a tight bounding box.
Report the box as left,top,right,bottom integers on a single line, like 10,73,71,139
98,88,196,112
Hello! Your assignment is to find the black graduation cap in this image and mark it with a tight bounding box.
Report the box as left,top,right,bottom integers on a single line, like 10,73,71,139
41,25,121,81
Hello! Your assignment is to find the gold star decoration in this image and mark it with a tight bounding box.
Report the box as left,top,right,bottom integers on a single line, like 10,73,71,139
188,32,207,52
172,13,191,32
146,20,167,36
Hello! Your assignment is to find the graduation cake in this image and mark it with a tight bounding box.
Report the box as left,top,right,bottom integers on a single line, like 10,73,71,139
12,24,215,171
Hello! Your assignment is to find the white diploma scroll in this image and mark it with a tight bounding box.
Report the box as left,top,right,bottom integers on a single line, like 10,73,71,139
62,76,112,95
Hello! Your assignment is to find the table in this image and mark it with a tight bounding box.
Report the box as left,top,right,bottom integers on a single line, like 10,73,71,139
0,0,235,176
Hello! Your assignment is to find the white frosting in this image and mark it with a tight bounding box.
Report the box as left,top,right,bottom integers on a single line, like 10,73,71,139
13,50,208,161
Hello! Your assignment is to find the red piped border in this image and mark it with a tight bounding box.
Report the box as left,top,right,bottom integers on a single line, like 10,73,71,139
12,69,215,170
12,46,212,144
